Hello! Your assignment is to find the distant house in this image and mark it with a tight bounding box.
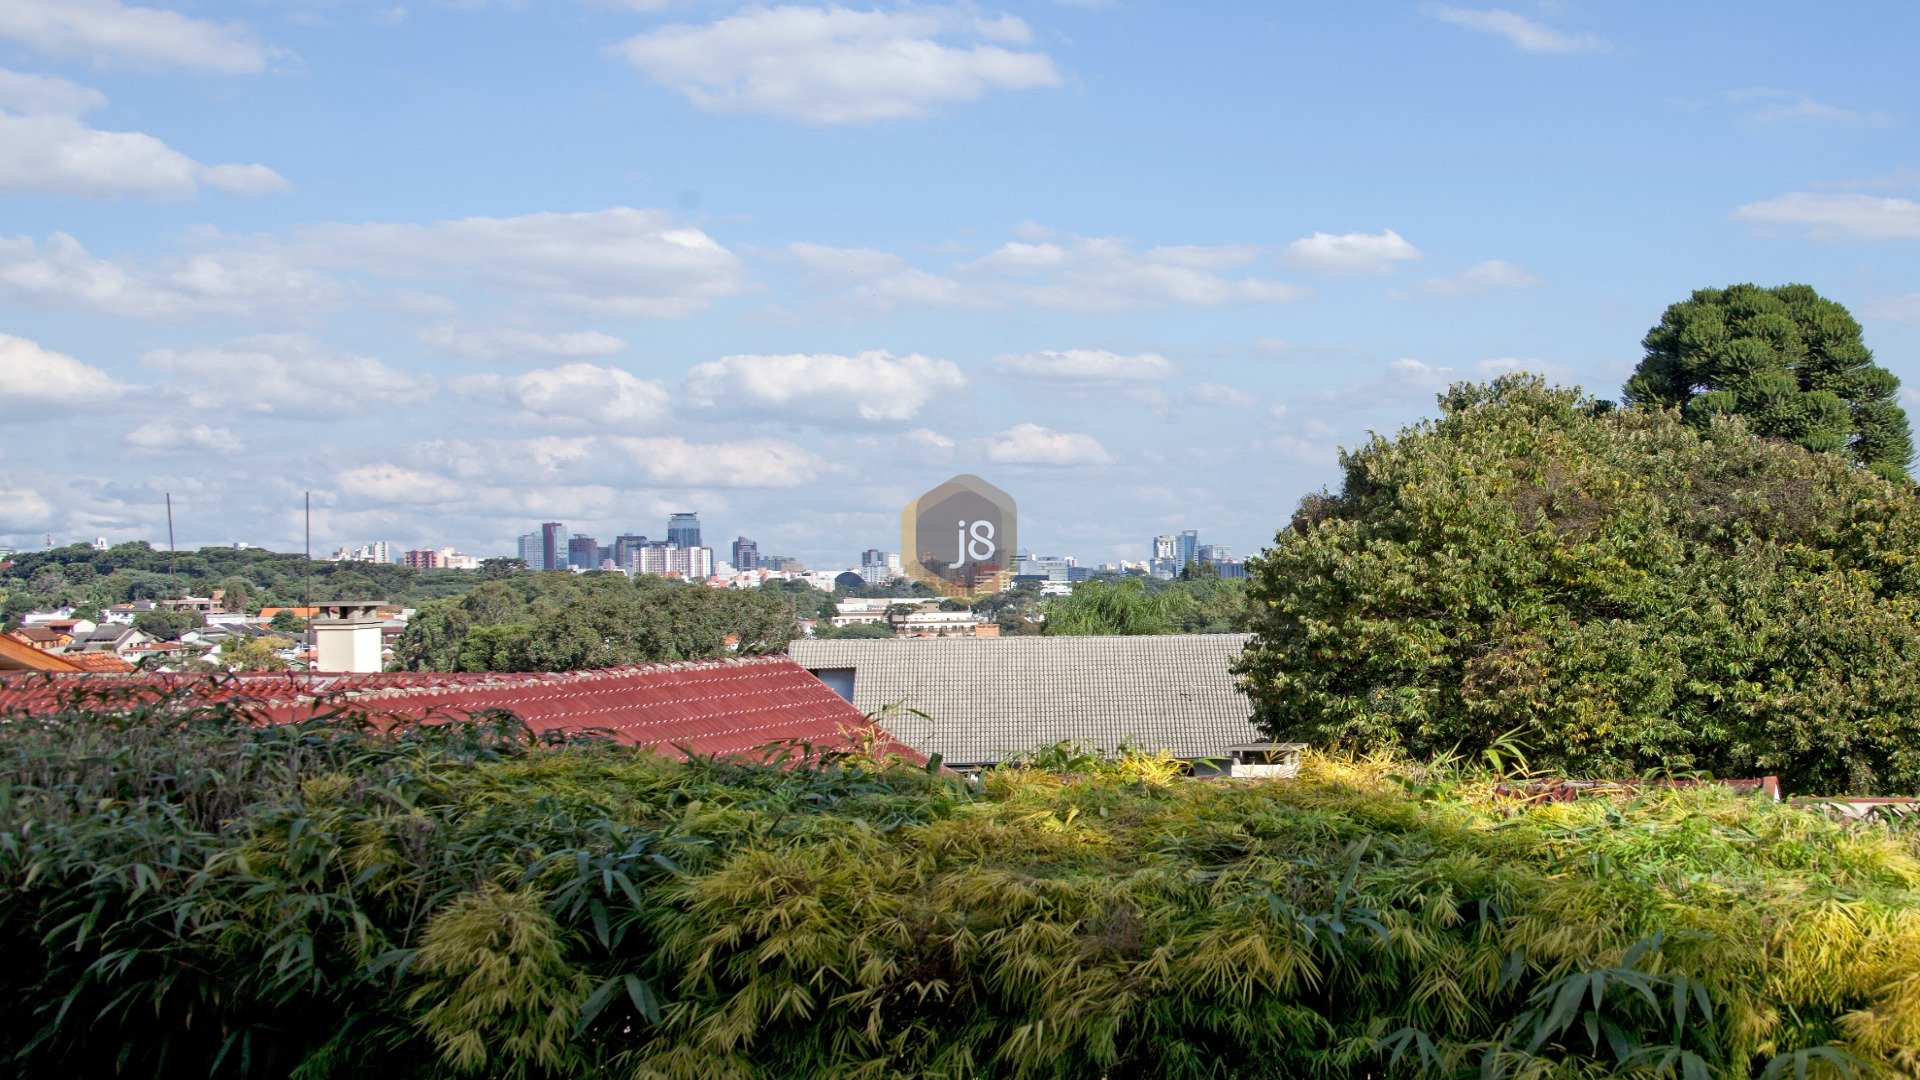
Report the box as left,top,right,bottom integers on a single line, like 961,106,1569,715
158,596,219,615
0,634,83,672
103,602,158,625
791,634,1265,770
0,657,919,762
11,626,73,651
66,624,153,658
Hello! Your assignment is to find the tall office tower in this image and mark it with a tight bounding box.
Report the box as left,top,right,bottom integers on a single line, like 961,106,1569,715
541,521,566,571
568,533,600,571
1198,543,1233,564
517,532,542,568
611,534,648,569
858,547,899,585
668,512,701,550
1150,533,1178,579
1175,530,1200,571
732,536,759,571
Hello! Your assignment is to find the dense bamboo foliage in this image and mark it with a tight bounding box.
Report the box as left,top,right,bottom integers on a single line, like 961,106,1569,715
3,703,1917,1077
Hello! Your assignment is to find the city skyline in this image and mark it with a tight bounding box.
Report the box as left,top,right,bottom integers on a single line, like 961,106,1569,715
4,4,1919,566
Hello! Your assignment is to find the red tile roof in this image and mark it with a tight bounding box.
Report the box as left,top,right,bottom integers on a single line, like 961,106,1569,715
0,657,918,763
60,653,138,673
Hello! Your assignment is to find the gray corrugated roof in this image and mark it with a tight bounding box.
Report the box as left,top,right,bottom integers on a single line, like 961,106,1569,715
790,634,1262,766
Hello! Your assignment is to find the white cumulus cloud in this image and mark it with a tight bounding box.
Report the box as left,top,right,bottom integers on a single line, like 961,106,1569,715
0,111,287,198
0,232,340,317
994,349,1176,383
1420,5,1610,54
683,350,965,423
439,434,826,489
461,363,671,427
420,324,628,362
1282,229,1423,275
123,420,243,455
0,68,105,113
299,207,751,317
616,5,1062,124
1188,382,1259,409
787,231,1308,314
0,0,277,73
969,235,1308,313
986,422,1111,466
143,334,432,414
787,243,969,309
1732,192,1920,240
1414,259,1540,296
0,332,129,415
0,67,285,198
335,463,464,505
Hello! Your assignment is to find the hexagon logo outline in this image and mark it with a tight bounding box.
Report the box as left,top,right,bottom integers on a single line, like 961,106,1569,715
901,474,1018,598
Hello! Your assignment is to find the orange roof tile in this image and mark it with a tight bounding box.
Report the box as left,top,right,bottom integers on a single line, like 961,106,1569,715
60,653,138,673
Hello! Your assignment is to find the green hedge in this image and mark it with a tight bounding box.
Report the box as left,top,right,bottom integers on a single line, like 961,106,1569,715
2,705,1916,1077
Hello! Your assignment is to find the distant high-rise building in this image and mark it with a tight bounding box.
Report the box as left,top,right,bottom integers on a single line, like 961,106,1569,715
1150,534,1178,578
541,522,566,571
761,555,804,572
334,540,397,564
568,534,600,571
629,544,713,579
517,532,542,568
612,534,648,569
1176,530,1200,571
1198,543,1232,564
668,512,701,550
732,536,759,571
857,549,901,585
1016,553,1075,582
404,548,445,569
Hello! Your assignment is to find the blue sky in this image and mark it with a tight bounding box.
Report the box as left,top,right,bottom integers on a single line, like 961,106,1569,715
3,0,1919,570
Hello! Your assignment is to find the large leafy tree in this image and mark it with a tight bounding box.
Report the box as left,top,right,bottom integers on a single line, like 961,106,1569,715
392,571,800,672
1237,374,1920,794
1624,283,1913,480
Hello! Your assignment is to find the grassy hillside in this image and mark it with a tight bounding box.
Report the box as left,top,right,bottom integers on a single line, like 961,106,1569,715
1,701,1914,1078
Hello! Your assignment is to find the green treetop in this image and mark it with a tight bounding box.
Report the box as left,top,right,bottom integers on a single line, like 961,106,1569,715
1624,283,1914,480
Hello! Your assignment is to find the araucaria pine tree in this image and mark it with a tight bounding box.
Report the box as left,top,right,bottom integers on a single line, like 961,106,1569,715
1624,283,1914,480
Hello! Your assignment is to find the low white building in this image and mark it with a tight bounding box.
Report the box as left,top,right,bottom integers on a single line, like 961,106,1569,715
830,598,897,627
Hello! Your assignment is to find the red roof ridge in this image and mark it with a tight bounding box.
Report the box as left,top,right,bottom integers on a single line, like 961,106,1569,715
0,655,907,764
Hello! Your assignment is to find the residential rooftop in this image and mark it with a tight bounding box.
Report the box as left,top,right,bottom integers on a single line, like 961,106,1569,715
790,633,1263,768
